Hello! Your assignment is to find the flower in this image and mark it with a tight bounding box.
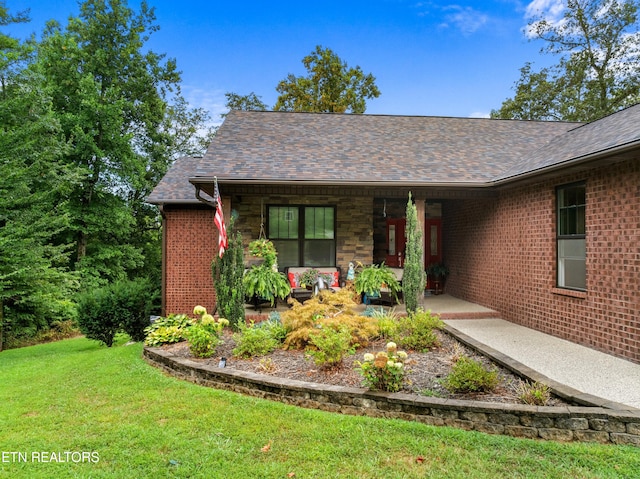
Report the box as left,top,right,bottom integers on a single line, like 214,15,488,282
193,305,207,316
363,353,375,362
386,342,397,353
394,362,403,369
397,351,408,360
201,313,215,323
218,318,230,327
386,360,395,368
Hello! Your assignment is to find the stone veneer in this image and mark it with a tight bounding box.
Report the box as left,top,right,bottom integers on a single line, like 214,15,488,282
143,346,640,446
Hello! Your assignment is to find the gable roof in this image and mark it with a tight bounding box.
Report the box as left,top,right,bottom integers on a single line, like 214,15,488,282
148,105,640,204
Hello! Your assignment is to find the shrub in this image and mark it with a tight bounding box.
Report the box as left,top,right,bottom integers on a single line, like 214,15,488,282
112,278,155,342
517,380,551,406
403,192,426,313
369,308,399,339
76,286,120,347
393,309,443,352
443,356,499,393
144,313,194,346
232,321,280,358
77,278,154,347
306,325,355,368
211,220,246,331
184,323,220,358
356,342,408,392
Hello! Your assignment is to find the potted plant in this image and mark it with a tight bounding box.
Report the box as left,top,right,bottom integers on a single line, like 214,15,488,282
297,268,334,289
354,263,401,303
426,262,449,295
243,239,291,308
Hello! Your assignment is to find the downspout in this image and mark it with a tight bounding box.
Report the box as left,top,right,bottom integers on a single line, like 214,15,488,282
159,205,167,317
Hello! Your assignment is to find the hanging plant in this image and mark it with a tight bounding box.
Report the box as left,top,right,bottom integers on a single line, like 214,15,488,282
243,239,290,305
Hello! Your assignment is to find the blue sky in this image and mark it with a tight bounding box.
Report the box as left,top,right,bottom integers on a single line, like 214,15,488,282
5,0,561,125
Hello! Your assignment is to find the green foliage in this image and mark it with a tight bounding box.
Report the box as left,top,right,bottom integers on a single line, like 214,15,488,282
393,309,444,352
76,278,153,347
212,220,245,330
184,323,220,358
242,239,290,305
0,16,79,347
232,321,281,359
144,313,193,347
356,342,408,392
402,192,426,314
223,91,269,114
281,289,377,350
306,325,355,367
112,278,155,342
492,0,640,122
4,339,638,478
443,356,499,393
354,263,401,299
517,380,552,406
274,45,381,113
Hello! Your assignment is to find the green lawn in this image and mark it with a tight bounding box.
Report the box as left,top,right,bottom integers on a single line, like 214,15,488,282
1,337,638,478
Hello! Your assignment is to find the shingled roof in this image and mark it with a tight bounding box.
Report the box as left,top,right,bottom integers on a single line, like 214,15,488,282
147,105,640,204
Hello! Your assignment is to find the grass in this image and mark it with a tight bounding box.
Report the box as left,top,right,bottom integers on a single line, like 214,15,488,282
1,337,638,478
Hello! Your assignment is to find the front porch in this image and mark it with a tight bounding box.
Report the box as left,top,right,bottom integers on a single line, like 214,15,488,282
244,293,499,321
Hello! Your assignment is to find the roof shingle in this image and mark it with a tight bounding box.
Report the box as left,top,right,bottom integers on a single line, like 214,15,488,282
148,105,640,204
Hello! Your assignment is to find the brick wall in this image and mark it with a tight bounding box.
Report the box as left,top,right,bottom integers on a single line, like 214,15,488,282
445,157,640,363
163,205,217,315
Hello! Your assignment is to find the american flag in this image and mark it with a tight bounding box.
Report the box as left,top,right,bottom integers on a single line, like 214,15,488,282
213,180,228,258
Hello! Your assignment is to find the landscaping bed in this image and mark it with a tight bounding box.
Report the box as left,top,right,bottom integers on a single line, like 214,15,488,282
161,328,570,406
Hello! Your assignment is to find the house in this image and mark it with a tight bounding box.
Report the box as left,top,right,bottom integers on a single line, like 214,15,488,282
147,105,640,363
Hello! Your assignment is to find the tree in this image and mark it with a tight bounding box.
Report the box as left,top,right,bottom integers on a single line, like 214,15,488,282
492,0,640,122
274,45,380,113
402,193,425,314
224,91,269,113
0,5,78,348
211,219,245,331
34,0,183,287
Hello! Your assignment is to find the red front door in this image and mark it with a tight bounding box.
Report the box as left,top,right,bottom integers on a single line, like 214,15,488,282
386,218,406,267
425,218,442,289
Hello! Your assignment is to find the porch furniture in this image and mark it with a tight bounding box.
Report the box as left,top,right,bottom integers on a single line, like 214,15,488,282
284,266,343,302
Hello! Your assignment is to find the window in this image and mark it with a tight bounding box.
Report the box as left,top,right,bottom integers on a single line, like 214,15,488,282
557,183,586,290
268,205,336,269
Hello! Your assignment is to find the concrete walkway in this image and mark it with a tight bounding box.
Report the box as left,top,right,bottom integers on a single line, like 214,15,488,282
445,318,640,411
246,294,640,410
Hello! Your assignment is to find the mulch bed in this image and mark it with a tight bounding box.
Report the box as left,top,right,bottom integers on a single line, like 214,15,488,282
162,329,569,406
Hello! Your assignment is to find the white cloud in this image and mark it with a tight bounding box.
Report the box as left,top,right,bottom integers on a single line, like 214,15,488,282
524,0,566,38
468,111,491,118
181,85,227,127
442,5,489,35
414,2,489,35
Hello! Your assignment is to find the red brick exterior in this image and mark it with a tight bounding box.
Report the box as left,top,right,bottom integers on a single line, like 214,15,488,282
445,157,640,363
162,205,217,315
161,158,639,363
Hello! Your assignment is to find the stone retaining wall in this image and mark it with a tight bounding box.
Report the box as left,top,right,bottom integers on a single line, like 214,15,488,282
144,347,640,446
